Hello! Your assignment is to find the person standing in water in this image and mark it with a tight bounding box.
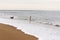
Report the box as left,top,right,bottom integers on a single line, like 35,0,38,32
29,16,32,23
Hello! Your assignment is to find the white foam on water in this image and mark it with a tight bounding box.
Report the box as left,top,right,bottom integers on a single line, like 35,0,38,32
0,18,60,40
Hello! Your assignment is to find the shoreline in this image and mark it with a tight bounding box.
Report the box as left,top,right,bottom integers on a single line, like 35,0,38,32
0,23,38,40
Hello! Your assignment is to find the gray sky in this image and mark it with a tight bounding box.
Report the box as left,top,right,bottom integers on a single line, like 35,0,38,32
0,0,60,10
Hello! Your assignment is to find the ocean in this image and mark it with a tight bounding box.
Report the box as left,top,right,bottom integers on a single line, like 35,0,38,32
0,10,60,25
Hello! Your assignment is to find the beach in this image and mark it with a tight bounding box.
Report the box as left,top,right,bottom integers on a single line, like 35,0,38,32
0,23,38,40
0,18,60,40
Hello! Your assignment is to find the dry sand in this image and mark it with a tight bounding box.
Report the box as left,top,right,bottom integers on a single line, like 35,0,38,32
0,23,38,40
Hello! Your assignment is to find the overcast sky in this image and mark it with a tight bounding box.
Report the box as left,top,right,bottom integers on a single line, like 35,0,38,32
0,0,60,10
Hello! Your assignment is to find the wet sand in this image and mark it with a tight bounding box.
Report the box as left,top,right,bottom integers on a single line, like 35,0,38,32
0,23,38,40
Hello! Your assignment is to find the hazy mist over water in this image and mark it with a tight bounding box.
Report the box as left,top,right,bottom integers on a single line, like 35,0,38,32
0,10,60,24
